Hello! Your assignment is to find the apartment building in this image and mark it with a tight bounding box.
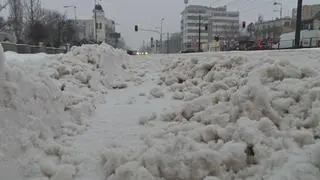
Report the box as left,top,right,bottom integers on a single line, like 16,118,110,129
181,5,239,50
292,4,320,20
302,12,320,30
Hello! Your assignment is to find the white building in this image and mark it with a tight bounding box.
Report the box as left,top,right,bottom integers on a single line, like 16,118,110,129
76,4,119,44
181,5,239,50
254,17,294,40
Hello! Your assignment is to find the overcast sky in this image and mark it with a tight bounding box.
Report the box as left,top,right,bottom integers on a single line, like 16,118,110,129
1,0,319,49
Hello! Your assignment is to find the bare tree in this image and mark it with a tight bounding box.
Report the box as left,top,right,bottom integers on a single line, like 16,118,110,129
23,0,42,24
9,0,24,42
40,9,65,24
0,0,9,12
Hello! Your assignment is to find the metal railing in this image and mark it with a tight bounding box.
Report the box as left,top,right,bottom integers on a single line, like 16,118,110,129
235,37,320,51
274,37,320,49
0,42,67,54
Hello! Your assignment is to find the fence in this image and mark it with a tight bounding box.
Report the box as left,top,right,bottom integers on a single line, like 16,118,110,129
0,42,68,54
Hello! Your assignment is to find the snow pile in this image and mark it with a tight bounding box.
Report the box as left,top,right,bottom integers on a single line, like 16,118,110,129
0,43,132,179
101,51,320,180
149,87,164,98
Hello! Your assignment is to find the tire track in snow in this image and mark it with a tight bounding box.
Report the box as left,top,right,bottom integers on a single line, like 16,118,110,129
70,56,182,180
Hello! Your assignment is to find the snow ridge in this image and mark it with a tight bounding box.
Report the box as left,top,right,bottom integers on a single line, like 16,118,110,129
0,43,132,180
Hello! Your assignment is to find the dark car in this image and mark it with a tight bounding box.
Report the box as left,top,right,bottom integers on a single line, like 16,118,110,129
127,49,138,55
181,49,200,53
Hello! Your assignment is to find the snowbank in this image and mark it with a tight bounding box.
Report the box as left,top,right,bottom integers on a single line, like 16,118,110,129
0,43,132,179
101,50,320,180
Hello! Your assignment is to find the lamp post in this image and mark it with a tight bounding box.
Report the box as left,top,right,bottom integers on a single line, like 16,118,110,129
273,1,283,38
273,2,283,19
63,5,77,24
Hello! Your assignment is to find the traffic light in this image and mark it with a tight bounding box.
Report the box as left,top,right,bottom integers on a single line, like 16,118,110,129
134,25,138,32
205,24,208,31
242,21,246,28
150,37,154,47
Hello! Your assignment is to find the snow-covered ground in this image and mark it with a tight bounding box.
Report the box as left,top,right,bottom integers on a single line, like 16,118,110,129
1,45,320,180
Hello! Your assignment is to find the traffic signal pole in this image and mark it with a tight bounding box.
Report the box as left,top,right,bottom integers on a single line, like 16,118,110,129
295,0,303,48
198,15,201,52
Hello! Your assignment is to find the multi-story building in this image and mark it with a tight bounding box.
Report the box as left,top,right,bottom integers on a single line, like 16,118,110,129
163,32,182,53
254,17,294,40
181,5,239,50
292,4,320,20
302,12,320,30
76,4,120,46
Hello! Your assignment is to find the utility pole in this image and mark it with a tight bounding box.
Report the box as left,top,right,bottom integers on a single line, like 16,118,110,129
74,6,77,24
295,0,303,48
167,32,170,54
198,15,201,52
160,18,164,53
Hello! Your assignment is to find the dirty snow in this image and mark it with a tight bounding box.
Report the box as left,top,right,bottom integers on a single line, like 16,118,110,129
1,44,320,180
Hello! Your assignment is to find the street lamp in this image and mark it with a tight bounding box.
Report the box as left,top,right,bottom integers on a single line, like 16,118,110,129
273,2,283,19
63,5,77,24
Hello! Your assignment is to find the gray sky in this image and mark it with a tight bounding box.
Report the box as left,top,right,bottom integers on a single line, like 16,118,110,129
2,0,319,49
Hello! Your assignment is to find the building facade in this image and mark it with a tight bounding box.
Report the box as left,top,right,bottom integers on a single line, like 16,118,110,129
254,17,294,40
76,4,120,46
181,5,239,50
302,12,320,30
292,4,320,20
162,32,182,53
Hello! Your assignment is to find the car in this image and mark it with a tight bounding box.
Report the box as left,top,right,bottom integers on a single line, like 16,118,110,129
127,49,138,55
180,49,201,53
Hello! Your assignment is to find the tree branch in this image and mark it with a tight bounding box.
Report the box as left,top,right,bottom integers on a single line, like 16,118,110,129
0,0,9,12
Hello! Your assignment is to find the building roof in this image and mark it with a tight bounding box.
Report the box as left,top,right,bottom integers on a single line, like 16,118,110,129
255,17,292,25
181,5,228,14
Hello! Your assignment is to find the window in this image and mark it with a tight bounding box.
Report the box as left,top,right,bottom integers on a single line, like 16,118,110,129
187,16,208,20
284,21,290,27
99,23,102,29
188,9,206,14
187,29,208,33
227,13,239,17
